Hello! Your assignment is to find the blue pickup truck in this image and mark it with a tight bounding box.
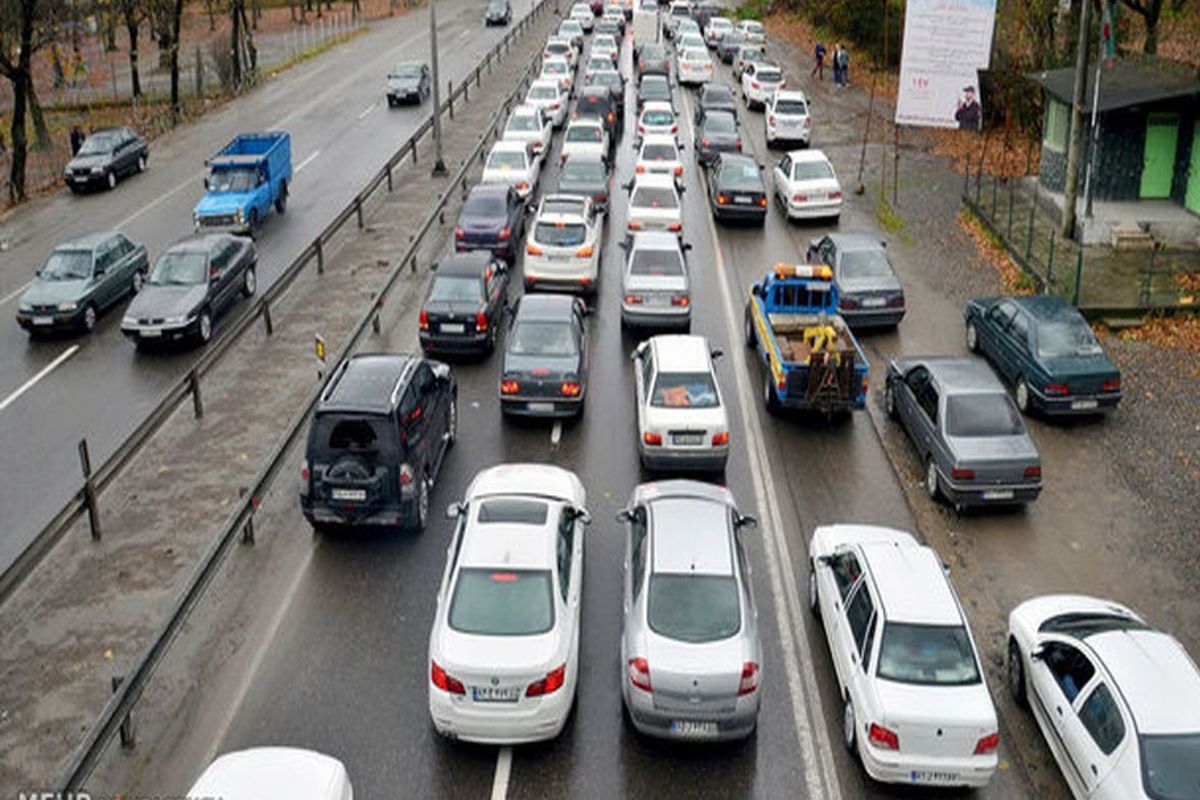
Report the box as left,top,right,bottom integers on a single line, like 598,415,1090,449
194,132,292,235
744,263,869,415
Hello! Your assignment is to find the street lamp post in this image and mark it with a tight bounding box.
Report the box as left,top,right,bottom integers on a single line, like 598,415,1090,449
429,0,448,175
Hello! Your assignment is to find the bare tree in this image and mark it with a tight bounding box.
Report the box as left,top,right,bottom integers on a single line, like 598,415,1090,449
1119,0,1187,53
119,0,146,96
169,0,185,122
0,0,63,203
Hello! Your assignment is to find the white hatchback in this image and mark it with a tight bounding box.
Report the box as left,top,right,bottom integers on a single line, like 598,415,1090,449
526,79,569,128
771,148,842,221
677,46,713,85
503,104,553,158
481,140,541,201
524,194,603,293
562,118,610,164
625,171,683,234
809,524,999,788
637,101,679,138
765,89,812,146
635,133,684,183
632,335,729,471
429,464,590,745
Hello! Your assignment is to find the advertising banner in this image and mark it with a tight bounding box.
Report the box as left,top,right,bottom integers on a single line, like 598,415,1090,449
895,0,997,129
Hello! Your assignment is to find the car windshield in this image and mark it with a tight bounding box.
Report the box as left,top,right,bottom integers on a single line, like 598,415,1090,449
704,113,737,134
208,168,257,192
632,186,679,209
1037,318,1103,358
740,47,765,62
488,151,527,170
876,623,982,686
652,371,718,408
642,110,674,126
630,248,684,276
643,144,677,161
567,125,603,143
509,320,578,356
1140,733,1200,800
792,160,835,181
744,21,763,32
775,99,808,115
429,275,483,303
588,58,610,71
840,249,893,280
945,394,1025,437
449,569,554,636
507,114,540,132
535,222,587,247
148,251,207,286
41,249,93,280
389,65,422,79
463,192,506,217
720,162,761,186
78,132,121,155
529,85,559,100
562,160,605,181
648,574,740,643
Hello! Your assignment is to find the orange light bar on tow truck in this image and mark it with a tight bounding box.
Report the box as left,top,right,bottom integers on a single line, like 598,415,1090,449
772,263,833,281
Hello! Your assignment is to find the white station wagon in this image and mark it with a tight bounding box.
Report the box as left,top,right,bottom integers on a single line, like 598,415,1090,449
809,524,999,788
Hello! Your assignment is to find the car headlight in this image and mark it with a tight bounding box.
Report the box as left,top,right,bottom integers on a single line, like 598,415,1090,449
235,209,244,224
58,301,78,312
163,314,191,325
19,302,33,313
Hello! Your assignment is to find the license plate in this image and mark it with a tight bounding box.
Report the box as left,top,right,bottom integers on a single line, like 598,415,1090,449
861,297,887,308
471,685,521,703
139,328,162,338
982,490,1014,501
528,402,556,413
672,433,704,445
440,323,465,334
331,488,367,501
735,195,752,204
670,720,718,738
1071,399,1098,410
32,316,54,326
911,770,960,785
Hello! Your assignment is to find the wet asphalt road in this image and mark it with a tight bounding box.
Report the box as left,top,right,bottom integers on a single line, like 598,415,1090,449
200,28,1039,800
0,0,542,573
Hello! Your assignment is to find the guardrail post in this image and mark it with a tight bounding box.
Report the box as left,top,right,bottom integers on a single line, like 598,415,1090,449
975,168,982,205
111,676,135,747
463,79,469,102
386,163,393,192
189,369,204,418
1007,183,1015,239
372,302,383,334
262,300,274,336
448,81,455,120
1026,201,1036,260
410,254,418,274
239,487,256,544
411,139,419,164
991,176,999,219
1047,229,1056,285
79,439,101,541
355,197,364,228
315,238,325,274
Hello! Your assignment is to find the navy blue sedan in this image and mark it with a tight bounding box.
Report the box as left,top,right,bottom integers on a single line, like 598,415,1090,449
964,295,1121,415
454,184,527,263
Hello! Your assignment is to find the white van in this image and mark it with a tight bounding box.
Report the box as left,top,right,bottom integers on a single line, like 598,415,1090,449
632,0,661,53
188,748,353,800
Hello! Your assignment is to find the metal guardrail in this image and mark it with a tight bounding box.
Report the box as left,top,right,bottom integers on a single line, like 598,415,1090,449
53,6,554,792
0,1,552,606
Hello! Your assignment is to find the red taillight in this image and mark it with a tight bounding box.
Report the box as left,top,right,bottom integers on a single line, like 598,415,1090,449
475,310,489,332
1024,465,1042,479
828,190,842,200
950,467,976,480
737,662,759,695
628,220,643,231
643,431,663,446
667,222,682,232
595,193,607,204
431,661,466,695
757,197,768,207
637,124,646,134
735,137,743,150
750,80,760,89
560,381,582,397
636,165,646,173
419,309,429,330
399,463,414,486
768,115,776,126
840,297,859,310
670,124,678,134
527,243,544,256
888,293,906,307
498,226,511,241
526,664,566,697
454,225,465,240
1102,378,1121,392
625,294,644,305
575,244,594,258
712,431,729,446
500,379,520,394
700,137,710,147
671,294,689,306
974,732,1000,756
793,194,808,203
300,461,310,482
868,723,899,751
608,111,615,123
627,657,652,691
674,165,683,176
1045,383,1069,396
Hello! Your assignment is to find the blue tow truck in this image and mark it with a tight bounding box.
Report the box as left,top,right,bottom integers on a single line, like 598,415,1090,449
194,132,292,235
744,263,869,415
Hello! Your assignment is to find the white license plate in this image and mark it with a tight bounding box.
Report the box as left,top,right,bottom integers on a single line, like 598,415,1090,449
982,490,1014,501
528,402,556,413
670,720,718,738
910,770,960,785
735,195,752,204
440,323,465,334
471,685,521,703
331,488,367,501
32,316,54,326
139,328,162,338
672,433,704,445
861,297,887,308
1071,399,1098,410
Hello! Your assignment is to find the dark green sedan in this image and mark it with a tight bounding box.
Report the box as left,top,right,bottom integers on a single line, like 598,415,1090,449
964,295,1122,416
15,232,149,335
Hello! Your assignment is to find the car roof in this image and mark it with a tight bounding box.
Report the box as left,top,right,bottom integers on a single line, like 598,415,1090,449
467,183,511,200
58,231,116,250
561,152,606,167
511,103,541,116
188,748,350,800
578,85,612,99
434,251,493,277
1010,294,1079,322
651,335,712,372
645,490,735,575
515,293,580,321
390,61,424,71
166,233,227,253
922,357,1007,395
529,78,563,91
640,72,669,85
754,63,783,74
319,353,414,414
466,463,585,505
702,84,734,99
825,232,884,250
568,117,605,129
641,133,678,147
490,140,529,154
460,505,560,570
716,152,757,170
859,542,963,626
631,231,682,250
788,148,832,164
1086,629,1200,733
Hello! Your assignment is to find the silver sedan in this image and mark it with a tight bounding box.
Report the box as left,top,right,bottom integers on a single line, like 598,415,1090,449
618,480,761,741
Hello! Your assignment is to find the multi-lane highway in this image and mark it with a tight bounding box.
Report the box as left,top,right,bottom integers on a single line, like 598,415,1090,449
0,0,541,571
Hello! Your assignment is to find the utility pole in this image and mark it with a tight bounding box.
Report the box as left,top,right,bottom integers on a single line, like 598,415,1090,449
1061,0,1091,239
429,0,448,176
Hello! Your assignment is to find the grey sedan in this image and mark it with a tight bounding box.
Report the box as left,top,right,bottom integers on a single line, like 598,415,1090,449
618,480,761,741
807,233,906,329
885,357,1042,510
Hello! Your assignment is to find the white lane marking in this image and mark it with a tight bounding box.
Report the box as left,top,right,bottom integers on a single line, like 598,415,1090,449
0,279,33,307
295,150,321,173
0,344,80,414
491,746,513,800
683,87,842,800
550,420,562,446
357,102,378,120
459,29,473,40
118,171,206,229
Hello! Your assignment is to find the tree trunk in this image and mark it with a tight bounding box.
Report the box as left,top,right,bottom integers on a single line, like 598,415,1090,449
206,0,217,30
231,0,242,87
1142,6,1159,52
125,11,142,97
7,0,37,203
170,0,185,123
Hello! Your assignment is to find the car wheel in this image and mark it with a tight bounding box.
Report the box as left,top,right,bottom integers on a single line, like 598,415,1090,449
137,154,146,173
1015,376,1030,414
242,265,257,297
413,476,430,533
248,208,259,231
106,171,117,190
925,457,941,501
808,565,820,617
744,307,757,347
885,381,897,419
275,182,288,214
447,392,458,446
763,370,780,415
197,309,213,344
1008,638,1028,708
842,695,858,754
82,303,98,333
966,320,979,352
131,270,144,294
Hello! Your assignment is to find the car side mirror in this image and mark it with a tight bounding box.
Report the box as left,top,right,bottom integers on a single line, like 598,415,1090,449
445,502,464,520
572,507,592,525
1030,645,1045,662
615,508,632,523
622,179,634,192
681,242,693,252
735,514,758,530
758,163,765,170
816,554,835,567
711,348,723,360
208,266,221,281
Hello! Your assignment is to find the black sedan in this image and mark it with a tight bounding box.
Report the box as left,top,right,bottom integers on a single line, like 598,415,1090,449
695,84,738,123
708,153,767,223
455,184,526,263
121,234,256,347
485,0,512,24
385,62,431,106
807,233,906,329
965,294,1122,415
694,109,741,165
590,69,626,108
637,75,674,113
499,294,589,418
419,252,510,355
64,127,147,192
556,152,612,211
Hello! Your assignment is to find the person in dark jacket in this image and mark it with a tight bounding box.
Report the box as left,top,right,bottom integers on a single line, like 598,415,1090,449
812,41,826,80
955,85,982,130
69,125,85,156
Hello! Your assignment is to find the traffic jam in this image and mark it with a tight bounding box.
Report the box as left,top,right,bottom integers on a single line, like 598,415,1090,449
185,0,1198,797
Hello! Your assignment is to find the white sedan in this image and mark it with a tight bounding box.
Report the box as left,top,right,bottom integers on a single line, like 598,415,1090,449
637,101,678,138
524,194,603,293
624,171,683,234
592,33,620,64
481,140,541,201
562,118,609,163
635,133,684,182
570,2,594,31
703,16,734,48
764,89,812,147
809,524,1000,789
740,61,785,109
541,56,575,95
543,36,578,69
188,748,353,800
526,79,569,128
632,334,729,471
771,148,842,221
676,46,713,85
736,19,765,43
428,464,590,745
502,104,553,158
1007,594,1200,799
676,32,706,53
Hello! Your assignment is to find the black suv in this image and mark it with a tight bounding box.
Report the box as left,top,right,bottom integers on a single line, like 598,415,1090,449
301,354,456,533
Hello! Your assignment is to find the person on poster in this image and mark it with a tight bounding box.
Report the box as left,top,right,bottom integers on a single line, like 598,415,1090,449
954,84,981,130
812,41,826,80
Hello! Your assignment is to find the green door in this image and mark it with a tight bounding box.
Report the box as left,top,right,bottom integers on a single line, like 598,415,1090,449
1186,122,1200,214
1140,113,1178,199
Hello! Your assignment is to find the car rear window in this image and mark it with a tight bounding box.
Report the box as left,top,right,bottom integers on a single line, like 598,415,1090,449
632,186,679,210
1037,318,1103,358
507,114,541,132
543,61,568,74
1140,733,1200,800
313,415,391,453
488,151,527,170
563,159,606,182
477,498,549,524
449,569,554,636
587,58,611,71
546,42,569,53
535,222,587,247
775,99,808,115
509,320,578,356
529,85,559,100
839,249,893,280
792,160,835,181
578,96,609,115
876,623,981,686
945,394,1025,437
651,372,718,408
630,248,684,276
704,113,737,134
463,192,506,216
756,69,782,83
719,162,761,186
648,574,740,643
642,143,677,161
642,109,674,126
430,275,483,303
567,125,603,143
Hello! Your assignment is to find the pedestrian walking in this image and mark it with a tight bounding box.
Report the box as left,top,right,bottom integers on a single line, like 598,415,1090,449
832,43,843,85
836,45,850,87
69,125,85,156
812,41,826,80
